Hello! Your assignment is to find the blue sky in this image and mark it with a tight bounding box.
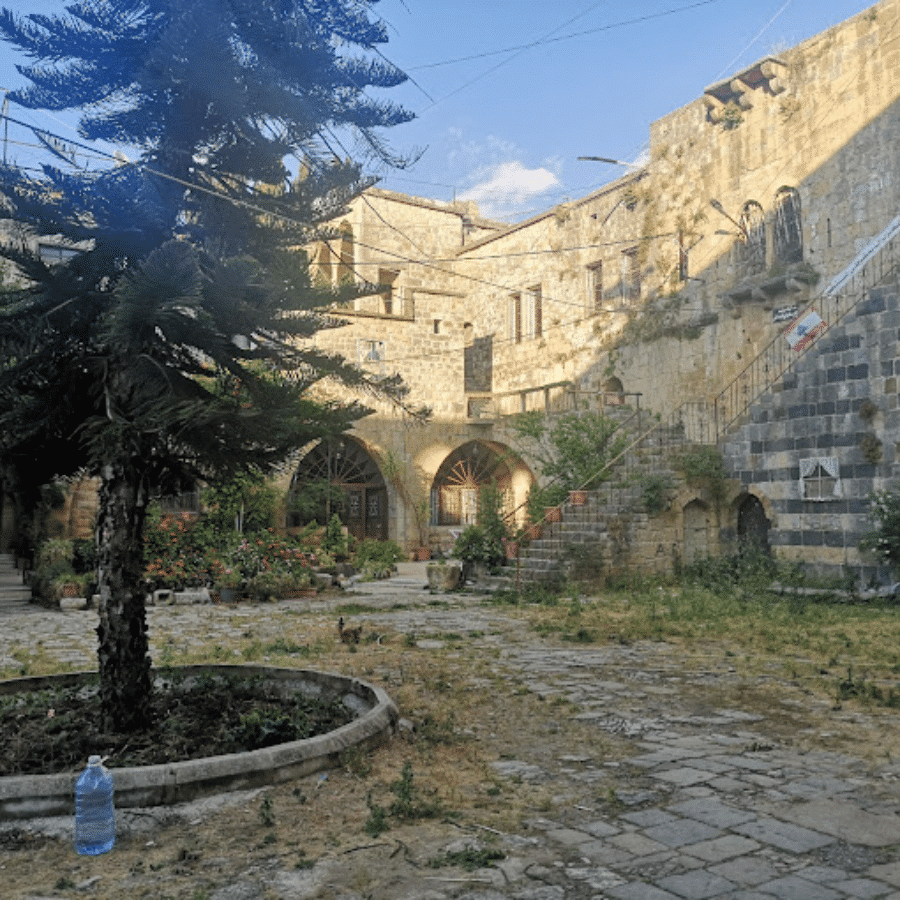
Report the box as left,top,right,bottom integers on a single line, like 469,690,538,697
0,1,880,221
372,0,878,219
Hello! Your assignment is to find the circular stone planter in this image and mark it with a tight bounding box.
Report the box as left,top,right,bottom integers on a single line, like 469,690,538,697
0,665,398,820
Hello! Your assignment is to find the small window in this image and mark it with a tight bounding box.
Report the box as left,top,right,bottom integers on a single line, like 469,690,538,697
377,268,399,315
678,236,689,282
622,248,640,301
522,286,542,339
587,262,603,313
336,223,354,283
799,457,840,501
508,293,521,343
38,243,79,266
433,319,441,334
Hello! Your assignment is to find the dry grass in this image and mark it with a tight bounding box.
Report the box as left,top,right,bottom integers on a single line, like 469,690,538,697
1,585,899,897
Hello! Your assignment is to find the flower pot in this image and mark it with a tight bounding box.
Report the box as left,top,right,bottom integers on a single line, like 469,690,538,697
415,547,432,561
219,586,239,604
504,540,519,560
545,506,562,523
569,490,587,506
526,523,543,540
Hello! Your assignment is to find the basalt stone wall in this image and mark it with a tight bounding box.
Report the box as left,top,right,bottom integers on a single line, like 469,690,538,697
722,285,900,583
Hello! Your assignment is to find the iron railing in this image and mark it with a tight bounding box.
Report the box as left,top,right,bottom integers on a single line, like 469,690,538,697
712,219,900,440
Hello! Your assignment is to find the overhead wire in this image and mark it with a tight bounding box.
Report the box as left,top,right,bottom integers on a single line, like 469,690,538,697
3,4,882,373
410,0,723,70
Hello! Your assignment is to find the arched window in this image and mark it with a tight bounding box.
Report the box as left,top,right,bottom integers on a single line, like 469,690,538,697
602,376,624,406
336,223,354,283
774,187,802,264
738,201,766,276
433,442,513,526
315,243,332,285
289,437,386,540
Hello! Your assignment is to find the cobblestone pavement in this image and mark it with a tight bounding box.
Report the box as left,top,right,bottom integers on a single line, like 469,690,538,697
2,566,900,899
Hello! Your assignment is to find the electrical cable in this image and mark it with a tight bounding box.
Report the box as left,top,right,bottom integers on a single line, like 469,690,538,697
407,0,723,73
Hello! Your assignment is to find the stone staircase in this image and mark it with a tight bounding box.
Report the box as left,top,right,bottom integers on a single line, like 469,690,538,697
0,553,33,611
505,216,900,588
506,420,692,586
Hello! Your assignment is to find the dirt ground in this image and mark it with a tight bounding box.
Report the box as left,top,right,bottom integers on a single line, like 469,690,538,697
1,594,897,900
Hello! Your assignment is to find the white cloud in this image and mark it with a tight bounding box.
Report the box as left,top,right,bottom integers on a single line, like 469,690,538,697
458,160,561,220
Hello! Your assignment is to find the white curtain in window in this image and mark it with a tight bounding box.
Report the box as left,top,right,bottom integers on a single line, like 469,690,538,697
799,456,840,499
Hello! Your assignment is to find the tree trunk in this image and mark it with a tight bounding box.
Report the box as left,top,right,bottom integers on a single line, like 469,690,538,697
95,452,153,733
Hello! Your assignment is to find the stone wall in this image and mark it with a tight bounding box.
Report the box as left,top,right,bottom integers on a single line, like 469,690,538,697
722,283,900,581
33,1,900,571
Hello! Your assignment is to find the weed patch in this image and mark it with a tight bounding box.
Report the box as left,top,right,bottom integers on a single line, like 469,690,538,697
428,846,505,871
364,762,442,836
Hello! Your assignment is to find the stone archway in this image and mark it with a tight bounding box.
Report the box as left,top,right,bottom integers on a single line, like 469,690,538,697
683,499,711,564
737,493,770,554
432,441,515,527
289,437,387,541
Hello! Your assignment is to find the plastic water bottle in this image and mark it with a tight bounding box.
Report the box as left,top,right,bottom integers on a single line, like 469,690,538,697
74,755,115,855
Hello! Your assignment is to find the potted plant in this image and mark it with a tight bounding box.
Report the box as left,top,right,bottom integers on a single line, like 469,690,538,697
216,567,244,603
246,570,280,603
277,569,316,599
52,571,91,601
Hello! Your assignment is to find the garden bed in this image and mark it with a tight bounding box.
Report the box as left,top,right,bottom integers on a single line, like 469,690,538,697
0,665,399,817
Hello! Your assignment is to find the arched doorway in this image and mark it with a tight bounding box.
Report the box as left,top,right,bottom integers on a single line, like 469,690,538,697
683,499,710,564
737,494,770,554
602,376,624,406
289,437,387,541
433,441,513,526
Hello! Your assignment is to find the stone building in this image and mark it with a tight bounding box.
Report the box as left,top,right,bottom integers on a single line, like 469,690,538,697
12,0,900,583
293,0,900,581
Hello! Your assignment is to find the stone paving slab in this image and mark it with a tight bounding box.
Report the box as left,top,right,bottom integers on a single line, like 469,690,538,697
732,816,835,853
668,797,757,828
770,798,900,847
655,869,737,898
756,874,843,899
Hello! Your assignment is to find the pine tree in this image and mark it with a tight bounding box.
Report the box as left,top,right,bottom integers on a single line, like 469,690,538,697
0,0,416,732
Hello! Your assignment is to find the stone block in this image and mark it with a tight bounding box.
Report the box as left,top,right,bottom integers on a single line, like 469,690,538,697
59,596,87,610
174,589,210,605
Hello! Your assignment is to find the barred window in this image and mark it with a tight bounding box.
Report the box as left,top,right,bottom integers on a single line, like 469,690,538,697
738,201,766,276
774,187,802,264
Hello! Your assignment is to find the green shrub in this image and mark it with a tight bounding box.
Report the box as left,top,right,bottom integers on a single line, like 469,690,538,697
640,473,674,514
322,514,350,560
353,539,404,571
860,485,900,572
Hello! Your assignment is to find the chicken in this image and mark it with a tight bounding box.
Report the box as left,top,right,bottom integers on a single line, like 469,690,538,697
337,616,362,644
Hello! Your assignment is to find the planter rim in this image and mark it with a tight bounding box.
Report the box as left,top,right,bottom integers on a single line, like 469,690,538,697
0,664,398,819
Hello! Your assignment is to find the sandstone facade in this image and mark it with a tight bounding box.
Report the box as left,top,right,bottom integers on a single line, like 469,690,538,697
21,1,900,580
